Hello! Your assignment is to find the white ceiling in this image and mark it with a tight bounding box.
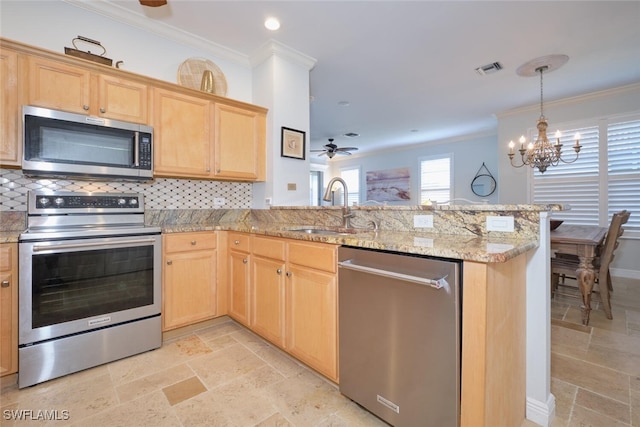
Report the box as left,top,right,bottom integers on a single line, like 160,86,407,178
103,1,640,156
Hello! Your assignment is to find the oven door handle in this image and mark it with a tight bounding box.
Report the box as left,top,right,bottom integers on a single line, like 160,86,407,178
32,238,157,252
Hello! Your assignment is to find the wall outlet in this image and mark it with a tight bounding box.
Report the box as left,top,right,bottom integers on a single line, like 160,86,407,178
413,215,434,228
265,197,272,205
486,215,515,232
213,197,225,206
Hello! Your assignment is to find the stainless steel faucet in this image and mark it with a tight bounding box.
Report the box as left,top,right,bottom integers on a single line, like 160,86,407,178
322,177,355,228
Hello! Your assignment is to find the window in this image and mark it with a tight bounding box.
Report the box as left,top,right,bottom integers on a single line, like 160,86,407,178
532,114,640,237
420,154,452,204
309,170,323,206
339,168,360,206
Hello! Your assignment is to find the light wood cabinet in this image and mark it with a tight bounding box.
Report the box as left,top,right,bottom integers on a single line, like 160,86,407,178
460,255,527,427
162,232,217,331
228,233,251,326
228,233,339,381
26,56,148,123
0,49,20,166
152,88,213,178
285,240,338,381
250,236,286,348
213,103,266,181
0,243,18,377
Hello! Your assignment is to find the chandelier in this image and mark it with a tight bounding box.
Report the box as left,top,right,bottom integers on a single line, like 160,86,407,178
508,56,581,173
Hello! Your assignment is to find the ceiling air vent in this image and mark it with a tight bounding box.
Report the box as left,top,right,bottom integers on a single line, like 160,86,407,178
475,62,503,76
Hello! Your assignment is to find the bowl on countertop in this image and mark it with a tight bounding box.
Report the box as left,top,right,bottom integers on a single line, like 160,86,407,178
550,220,564,231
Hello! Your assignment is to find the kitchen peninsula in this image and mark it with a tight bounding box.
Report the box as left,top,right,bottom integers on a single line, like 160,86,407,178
2,203,557,427
147,203,557,427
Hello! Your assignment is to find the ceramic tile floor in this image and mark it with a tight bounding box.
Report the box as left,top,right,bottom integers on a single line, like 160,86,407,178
544,275,640,427
1,276,638,426
0,320,388,427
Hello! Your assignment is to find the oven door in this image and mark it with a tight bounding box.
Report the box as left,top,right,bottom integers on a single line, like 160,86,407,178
19,234,161,345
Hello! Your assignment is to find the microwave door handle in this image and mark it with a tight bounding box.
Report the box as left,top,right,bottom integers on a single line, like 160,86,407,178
134,132,140,167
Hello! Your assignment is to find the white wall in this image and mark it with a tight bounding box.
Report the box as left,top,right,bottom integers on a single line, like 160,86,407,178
497,83,640,276
323,132,500,205
0,1,253,102
252,43,315,207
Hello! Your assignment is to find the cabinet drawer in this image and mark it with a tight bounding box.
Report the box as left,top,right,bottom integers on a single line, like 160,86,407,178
228,232,250,252
0,245,15,271
164,232,216,253
288,241,337,273
252,236,286,260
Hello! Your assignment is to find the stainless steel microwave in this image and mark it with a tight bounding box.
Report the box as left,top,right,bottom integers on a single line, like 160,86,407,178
22,106,153,180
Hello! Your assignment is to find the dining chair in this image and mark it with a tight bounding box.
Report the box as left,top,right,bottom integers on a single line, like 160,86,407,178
551,210,630,319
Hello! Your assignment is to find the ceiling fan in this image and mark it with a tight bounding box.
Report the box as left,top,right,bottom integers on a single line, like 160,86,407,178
139,0,167,6
311,139,358,159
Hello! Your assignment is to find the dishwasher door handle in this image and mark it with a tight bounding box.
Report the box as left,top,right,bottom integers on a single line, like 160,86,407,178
338,259,448,289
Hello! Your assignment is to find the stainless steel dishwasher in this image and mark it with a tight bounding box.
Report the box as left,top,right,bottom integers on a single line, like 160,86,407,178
338,246,461,427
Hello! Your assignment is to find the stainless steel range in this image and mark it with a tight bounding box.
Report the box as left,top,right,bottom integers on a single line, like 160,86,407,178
18,191,162,388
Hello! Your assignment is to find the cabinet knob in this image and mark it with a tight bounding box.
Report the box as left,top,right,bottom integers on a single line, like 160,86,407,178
191,240,197,245
206,168,211,172
286,271,292,278
166,260,173,265
100,107,106,113
83,105,89,111
1,280,9,288
234,240,240,245
276,269,282,275
243,258,248,264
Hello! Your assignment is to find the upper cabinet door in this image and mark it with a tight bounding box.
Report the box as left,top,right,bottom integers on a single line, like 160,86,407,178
213,103,266,181
0,49,20,166
97,74,148,123
27,56,91,114
152,88,213,178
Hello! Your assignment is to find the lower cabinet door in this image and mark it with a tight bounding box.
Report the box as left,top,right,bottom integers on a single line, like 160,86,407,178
285,264,338,381
163,250,217,330
228,250,250,326
251,256,286,347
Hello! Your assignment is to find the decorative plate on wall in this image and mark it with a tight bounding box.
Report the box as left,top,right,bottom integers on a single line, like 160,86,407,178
177,58,228,96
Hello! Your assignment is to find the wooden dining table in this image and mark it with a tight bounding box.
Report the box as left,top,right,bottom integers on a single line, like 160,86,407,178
550,223,608,325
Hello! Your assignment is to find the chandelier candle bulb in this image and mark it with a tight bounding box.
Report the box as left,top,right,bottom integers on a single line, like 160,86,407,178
555,130,562,146
509,141,515,154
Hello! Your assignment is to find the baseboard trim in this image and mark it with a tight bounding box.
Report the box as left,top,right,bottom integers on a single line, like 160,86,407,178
611,268,640,279
526,393,556,427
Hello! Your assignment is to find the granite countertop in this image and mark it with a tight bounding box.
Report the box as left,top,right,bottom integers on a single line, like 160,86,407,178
161,222,538,263
1,224,537,262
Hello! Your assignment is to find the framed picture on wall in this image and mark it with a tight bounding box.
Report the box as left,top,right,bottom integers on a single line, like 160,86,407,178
281,127,306,160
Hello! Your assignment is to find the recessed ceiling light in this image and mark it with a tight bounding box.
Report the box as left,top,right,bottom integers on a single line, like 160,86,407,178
344,132,360,138
338,101,350,107
264,17,280,31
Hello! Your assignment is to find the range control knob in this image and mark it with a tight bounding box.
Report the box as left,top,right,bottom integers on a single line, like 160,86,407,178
129,198,138,206
117,198,127,206
54,197,65,207
38,197,51,207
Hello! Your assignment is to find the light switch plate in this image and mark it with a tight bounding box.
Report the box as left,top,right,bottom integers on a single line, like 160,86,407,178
413,215,434,228
486,215,515,232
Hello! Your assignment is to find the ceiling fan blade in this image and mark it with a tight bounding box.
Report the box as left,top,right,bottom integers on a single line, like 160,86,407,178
139,0,167,6
336,151,352,155
336,147,358,152
310,149,326,153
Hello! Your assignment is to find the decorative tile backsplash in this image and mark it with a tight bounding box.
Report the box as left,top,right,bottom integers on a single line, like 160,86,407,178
0,168,252,211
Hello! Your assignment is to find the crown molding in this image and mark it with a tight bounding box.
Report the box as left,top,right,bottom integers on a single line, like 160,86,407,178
62,0,250,66
250,39,317,71
496,81,640,119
